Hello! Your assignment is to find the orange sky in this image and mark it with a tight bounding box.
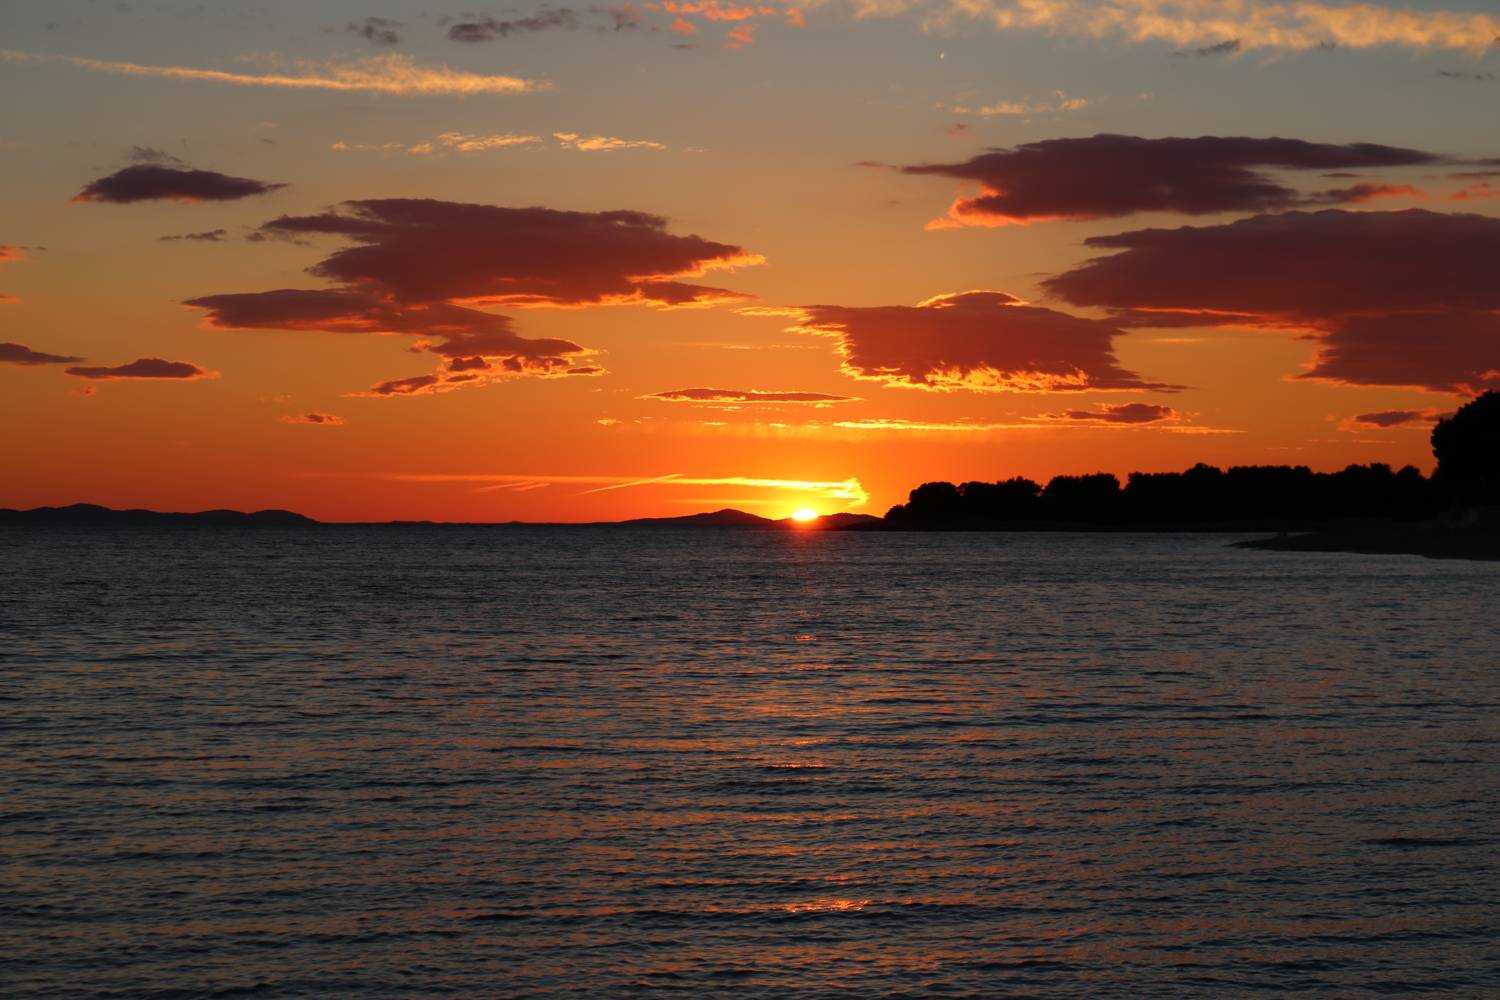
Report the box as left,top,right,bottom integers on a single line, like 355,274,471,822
2,1,1497,520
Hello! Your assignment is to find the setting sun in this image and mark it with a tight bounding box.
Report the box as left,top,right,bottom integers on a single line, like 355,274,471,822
791,508,821,522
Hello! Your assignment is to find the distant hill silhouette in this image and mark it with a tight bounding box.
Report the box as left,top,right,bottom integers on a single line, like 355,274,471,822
618,508,778,527
616,508,883,529
0,503,317,527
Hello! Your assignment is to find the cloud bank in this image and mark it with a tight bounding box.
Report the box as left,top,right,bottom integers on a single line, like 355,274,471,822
782,290,1178,392
902,134,1439,226
1045,208,1500,394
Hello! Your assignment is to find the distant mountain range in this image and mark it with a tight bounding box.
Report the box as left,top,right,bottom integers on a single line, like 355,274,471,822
617,508,882,529
0,503,316,527
0,503,882,529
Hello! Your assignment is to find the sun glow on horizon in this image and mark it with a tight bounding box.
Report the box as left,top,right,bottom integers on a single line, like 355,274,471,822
791,508,820,522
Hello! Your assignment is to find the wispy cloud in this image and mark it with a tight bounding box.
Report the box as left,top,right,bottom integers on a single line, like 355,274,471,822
554,132,666,151
900,0,1500,53
378,472,869,504
945,91,1091,116
0,50,547,96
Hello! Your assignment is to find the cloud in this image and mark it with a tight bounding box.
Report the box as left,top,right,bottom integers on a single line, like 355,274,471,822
280,412,345,425
126,146,185,165
1,341,84,366
1173,37,1240,56
945,91,1091,116
160,229,229,242
1452,181,1500,200
348,16,401,44
187,198,759,393
448,10,580,41
1437,69,1496,82
380,471,869,505
554,132,666,152
250,199,759,307
0,244,21,302
899,0,1500,54
779,290,1178,392
1341,409,1447,430
1041,402,1179,424
1045,208,1500,395
902,134,1442,226
73,163,285,204
0,50,546,96
184,291,591,380
645,387,858,403
65,357,215,380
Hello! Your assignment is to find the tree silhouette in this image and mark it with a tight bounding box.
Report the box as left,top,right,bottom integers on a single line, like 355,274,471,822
1431,390,1500,506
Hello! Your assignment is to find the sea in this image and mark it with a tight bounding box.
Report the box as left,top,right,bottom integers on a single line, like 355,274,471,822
3,527,1498,998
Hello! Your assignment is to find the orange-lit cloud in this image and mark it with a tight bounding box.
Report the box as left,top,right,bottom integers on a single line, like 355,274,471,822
645,387,858,403
0,244,21,303
378,471,870,505
783,290,1178,392
1452,181,1500,200
553,132,666,152
2,341,84,366
902,135,1442,226
65,357,216,380
280,412,345,425
1045,208,1500,395
945,91,1091,117
0,50,546,96
903,0,1500,54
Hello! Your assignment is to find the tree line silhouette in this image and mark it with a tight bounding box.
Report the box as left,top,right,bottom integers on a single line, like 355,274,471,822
884,391,1499,528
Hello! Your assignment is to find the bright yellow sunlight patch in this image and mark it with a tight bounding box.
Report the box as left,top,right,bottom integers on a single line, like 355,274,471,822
791,508,820,522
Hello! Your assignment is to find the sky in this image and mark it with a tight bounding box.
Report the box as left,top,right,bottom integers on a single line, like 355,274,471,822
2,0,1498,521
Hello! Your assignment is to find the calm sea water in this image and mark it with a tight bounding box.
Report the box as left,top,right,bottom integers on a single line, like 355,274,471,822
3,527,1498,998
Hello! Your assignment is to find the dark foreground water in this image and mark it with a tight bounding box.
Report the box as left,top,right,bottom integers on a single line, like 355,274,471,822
3,528,1498,998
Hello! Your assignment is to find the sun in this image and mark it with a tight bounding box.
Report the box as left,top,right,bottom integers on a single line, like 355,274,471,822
791,508,821,522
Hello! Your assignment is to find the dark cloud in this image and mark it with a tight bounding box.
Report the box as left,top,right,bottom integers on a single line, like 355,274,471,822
348,16,401,44
74,164,285,204
602,5,641,30
184,290,588,373
187,198,758,394
1173,38,1240,56
1438,70,1495,82
280,412,345,425
256,199,758,306
901,134,1443,226
1051,403,1178,424
1045,209,1500,395
645,387,858,403
1299,312,1500,396
448,10,578,41
363,374,441,396
0,341,84,366
1347,410,1445,429
126,146,185,166
65,357,214,380
784,290,1178,393
160,229,228,242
